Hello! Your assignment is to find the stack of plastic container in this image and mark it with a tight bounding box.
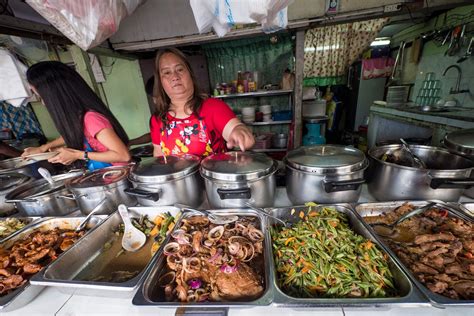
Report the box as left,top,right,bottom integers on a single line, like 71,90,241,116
415,72,441,106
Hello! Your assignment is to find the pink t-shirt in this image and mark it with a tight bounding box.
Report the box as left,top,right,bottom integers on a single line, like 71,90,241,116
83,111,125,166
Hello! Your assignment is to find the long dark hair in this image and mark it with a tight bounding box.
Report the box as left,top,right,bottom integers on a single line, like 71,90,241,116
26,61,129,150
153,48,206,123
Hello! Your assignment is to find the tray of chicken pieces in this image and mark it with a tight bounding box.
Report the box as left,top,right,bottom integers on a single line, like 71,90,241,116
0,216,103,311
355,201,474,307
133,208,272,307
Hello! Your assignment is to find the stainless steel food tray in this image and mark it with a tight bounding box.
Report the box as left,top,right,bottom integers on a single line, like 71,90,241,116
0,216,41,243
133,209,273,307
0,216,103,312
31,206,180,298
355,201,474,307
266,204,428,308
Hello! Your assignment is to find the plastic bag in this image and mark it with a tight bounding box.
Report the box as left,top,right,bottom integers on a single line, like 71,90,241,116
26,0,145,51
0,49,31,107
190,0,293,37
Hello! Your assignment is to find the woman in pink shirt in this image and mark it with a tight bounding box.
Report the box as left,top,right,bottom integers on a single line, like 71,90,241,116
22,61,131,171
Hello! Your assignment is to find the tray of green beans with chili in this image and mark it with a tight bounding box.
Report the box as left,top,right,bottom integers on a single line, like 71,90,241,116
265,203,429,307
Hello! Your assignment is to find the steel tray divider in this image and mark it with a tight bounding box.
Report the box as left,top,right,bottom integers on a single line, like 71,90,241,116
132,209,273,308
263,203,429,308
354,201,474,308
0,216,104,312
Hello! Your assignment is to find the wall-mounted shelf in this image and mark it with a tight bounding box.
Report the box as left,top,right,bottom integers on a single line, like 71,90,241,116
250,148,287,153
246,120,292,126
213,89,293,99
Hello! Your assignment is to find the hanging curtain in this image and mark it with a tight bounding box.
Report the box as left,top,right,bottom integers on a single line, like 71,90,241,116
303,18,388,86
202,33,294,89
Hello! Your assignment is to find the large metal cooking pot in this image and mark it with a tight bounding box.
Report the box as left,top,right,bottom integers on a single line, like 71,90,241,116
284,145,368,204
0,173,32,216
66,166,136,215
5,171,84,216
367,144,474,201
443,128,474,198
0,157,55,178
126,155,203,207
200,151,277,208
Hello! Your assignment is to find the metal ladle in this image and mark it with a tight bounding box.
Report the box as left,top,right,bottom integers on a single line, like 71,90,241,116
38,167,55,186
174,203,238,225
400,138,427,169
75,198,107,232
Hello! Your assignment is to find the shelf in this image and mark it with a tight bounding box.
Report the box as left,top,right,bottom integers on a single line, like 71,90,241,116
247,120,291,126
213,89,293,99
250,148,287,153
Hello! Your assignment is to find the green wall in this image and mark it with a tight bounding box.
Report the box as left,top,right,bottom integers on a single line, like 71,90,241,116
98,56,151,140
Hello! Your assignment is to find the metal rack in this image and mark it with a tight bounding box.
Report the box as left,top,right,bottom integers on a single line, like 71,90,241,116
213,89,293,99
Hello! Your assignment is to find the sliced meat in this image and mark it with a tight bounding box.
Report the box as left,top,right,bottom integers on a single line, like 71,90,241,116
23,263,42,274
461,238,474,253
25,248,50,262
412,262,438,275
445,263,463,275
453,281,474,300
0,269,10,277
421,256,444,270
0,274,24,294
213,262,263,301
419,241,450,252
426,247,449,258
414,232,456,245
427,281,448,294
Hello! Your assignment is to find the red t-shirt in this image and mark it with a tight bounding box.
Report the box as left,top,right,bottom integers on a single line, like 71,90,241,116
150,98,236,157
83,111,125,166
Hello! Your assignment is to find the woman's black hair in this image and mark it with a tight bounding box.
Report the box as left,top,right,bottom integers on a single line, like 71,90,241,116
26,61,129,150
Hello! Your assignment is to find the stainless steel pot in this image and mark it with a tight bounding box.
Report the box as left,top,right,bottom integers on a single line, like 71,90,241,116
367,144,474,201
4,171,84,216
200,152,277,208
0,157,55,179
443,128,474,198
284,145,368,204
0,173,31,216
66,166,136,215
126,155,203,207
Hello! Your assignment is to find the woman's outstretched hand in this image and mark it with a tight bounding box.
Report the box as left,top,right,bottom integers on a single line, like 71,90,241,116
226,125,255,152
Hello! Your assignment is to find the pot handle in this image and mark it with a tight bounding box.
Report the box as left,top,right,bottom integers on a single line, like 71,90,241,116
57,194,79,200
217,188,251,200
323,178,365,193
430,178,474,189
124,188,160,202
5,198,38,203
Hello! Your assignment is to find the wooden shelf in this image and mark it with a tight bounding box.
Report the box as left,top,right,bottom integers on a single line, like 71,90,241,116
213,89,293,99
247,120,291,126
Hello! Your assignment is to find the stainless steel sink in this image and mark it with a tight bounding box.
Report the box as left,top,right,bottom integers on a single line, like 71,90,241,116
403,105,470,113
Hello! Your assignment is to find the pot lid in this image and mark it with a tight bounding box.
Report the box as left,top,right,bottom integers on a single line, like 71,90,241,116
68,166,129,189
130,155,200,183
285,145,367,174
200,152,277,181
444,128,474,157
0,173,30,191
11,172,82,199
0,157,38,172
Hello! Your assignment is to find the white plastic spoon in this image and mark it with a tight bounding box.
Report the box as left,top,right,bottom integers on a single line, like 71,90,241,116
118,204,146,252
38,167,55,186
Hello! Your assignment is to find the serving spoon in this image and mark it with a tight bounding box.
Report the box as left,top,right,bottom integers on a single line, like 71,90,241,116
400,138,427,169
118,204,146,252
174,203,238,225
369,202,437,236
75,198,107,232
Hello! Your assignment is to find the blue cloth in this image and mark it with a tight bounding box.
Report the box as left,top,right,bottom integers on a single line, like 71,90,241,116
84,138,112,171
0,101,43,139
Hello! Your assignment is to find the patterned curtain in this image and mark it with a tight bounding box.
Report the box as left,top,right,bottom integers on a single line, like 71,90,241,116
303,18,388,86
0,101,44,139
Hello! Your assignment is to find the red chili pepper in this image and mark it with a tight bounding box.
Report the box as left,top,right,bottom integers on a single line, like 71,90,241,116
466,252,473,259
439,209,449,218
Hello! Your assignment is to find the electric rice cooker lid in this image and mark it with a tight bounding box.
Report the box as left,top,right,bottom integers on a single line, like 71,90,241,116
11,171,83,198
68,166,129,189
200,151,277,181
130,155,200,183
444,128,474,157
285,145,367,174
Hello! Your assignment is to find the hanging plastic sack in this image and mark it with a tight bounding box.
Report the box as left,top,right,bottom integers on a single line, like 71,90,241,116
26,0,146,51
0,49,31,107
190,0,293,38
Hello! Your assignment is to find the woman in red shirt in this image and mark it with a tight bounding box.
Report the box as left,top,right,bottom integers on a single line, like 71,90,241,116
150,48,254,158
